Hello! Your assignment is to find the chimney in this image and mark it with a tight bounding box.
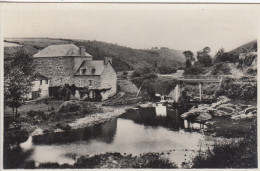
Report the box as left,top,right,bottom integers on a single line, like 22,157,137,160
104,57,112,65
79,46,85,56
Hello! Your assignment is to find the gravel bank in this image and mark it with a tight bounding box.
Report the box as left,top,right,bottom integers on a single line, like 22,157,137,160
69,106,133,129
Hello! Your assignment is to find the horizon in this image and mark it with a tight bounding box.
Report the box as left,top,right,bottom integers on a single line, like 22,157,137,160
2,3,258,54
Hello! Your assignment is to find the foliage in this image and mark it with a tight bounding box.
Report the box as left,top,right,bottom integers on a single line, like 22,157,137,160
211,62,231,75
4,49,34,117
214,48,237,63
58,100,81,113
192,120,257,168
158,66,177,74
58,85,71,100
183,50,194,60
216,78,257,100
183,50,194,68
184,64,206,75
35,96,50,105
27,110,45,118
197,47,213,67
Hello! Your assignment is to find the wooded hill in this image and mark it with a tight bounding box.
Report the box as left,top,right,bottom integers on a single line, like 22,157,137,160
4,38,185,71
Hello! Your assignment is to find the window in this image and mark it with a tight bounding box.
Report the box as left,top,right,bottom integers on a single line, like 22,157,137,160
40,80,42,85
91,68,96,74
89,80,93,86
45,79,48,84
81,69,86,75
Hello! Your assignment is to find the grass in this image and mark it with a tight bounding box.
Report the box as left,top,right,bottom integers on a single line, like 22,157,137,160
25,152,178,169
4,99,100,133
193,118,257,168
206,116,256,138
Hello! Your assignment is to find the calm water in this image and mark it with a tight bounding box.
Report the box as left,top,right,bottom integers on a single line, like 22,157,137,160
10,105,219,168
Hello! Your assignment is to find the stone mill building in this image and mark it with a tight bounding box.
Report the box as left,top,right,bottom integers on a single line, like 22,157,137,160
32,44,117,101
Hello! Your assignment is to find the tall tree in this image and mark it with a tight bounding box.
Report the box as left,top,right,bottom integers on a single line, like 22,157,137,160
4,49,34,118
197,47,213,67
183,50,194,68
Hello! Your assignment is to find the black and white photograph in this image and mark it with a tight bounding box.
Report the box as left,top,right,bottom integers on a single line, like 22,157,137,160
1,3,259,169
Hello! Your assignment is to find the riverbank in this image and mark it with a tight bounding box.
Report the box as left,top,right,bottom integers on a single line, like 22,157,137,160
4,99,138,137
23,152,177,169
180,95,257,168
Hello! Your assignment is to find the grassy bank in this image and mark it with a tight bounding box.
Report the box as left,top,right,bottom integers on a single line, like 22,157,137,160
23,152,177,169
192,119,257,168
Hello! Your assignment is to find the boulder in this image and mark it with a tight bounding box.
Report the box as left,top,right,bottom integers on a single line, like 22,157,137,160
196,113,212,122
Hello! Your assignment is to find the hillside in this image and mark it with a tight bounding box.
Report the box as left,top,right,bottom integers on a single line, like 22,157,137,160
204,40,257,77
229,40,257,56
4,38,185,71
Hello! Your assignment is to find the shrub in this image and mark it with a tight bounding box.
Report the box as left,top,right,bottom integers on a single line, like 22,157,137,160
216,78,257,100
58,101,81,113
211,62,231,75
184,65,206,75
27,110,45,118
35,97,49,105
158,66,177,74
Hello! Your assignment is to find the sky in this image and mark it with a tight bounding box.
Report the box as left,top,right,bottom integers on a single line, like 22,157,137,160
1,3,259,54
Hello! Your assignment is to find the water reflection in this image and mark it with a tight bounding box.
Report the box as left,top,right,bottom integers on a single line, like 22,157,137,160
121,107,187,131
11,107,211,168
155,104,167,116
33,119,117,145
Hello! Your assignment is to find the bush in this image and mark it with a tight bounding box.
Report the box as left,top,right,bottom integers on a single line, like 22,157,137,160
58,101,81,113
216,78,257,100
184,65,206,75
35,97,50,105
211,62,231,75
27,110,45,118
158,66,177,74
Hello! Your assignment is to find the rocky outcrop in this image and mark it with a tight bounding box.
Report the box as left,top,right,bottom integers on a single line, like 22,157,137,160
181,96,257,122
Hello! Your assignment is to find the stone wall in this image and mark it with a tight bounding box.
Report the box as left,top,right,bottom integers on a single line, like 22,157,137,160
34,56,91,87
34,57,75,86
73,75,101,88
100,63,117,100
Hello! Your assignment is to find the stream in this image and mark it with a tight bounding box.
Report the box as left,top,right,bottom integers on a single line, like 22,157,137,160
12,105,224,168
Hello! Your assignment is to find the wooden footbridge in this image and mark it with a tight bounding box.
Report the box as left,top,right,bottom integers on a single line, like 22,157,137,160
178,75,227,83
173,75,232,102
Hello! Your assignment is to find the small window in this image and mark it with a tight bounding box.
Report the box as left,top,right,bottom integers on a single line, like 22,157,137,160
91,68,96,74
89,80,93,86
40,80,42,85
82,69,86,75
45,79,48,84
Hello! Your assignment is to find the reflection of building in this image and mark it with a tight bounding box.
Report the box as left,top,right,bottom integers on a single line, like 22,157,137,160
33,44,117,101
155,104,167,116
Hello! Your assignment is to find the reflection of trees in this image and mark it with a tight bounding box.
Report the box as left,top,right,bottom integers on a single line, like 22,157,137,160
4,131,33,169
33,119,117,145
120,108,185,130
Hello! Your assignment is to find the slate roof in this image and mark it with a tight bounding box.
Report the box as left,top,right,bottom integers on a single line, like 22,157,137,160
75,60,106,76
32,73,48,80
33,44,92,58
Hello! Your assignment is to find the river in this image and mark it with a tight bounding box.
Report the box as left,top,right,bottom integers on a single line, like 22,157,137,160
10,105,223,168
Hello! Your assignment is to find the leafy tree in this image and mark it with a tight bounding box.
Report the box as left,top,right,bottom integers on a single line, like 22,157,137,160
214,48,237,63
4,49,34,118
197,47,213,67
158,66,177,74
183,50,195,68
